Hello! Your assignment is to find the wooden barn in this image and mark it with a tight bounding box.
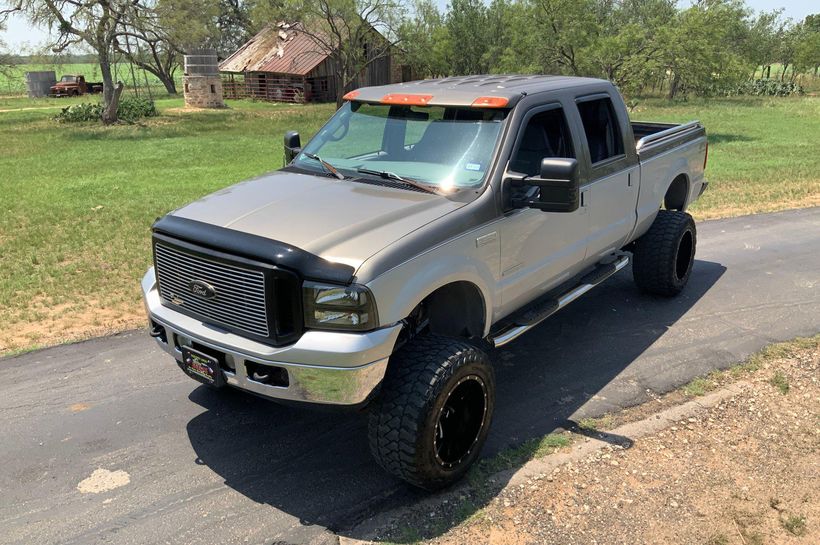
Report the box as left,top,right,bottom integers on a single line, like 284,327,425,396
220,22,410,103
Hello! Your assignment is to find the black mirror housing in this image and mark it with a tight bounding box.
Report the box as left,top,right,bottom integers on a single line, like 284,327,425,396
508,158,580,213
284,130,302,164
533,158,580,213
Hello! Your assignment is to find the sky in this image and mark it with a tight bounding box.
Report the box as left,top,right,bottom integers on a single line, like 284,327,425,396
1,0,817,53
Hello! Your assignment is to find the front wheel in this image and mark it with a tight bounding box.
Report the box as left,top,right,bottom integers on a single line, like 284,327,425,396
632,209,696,296
368,335,494,490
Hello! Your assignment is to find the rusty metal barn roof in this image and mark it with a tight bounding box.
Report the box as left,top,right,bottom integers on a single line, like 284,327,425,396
219,23,328,76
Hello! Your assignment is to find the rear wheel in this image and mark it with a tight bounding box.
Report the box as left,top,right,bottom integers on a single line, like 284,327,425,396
632,210,696,296
368,335,494,490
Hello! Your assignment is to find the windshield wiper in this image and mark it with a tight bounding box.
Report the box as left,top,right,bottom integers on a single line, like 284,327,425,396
303,152,345,180
356,168,445,195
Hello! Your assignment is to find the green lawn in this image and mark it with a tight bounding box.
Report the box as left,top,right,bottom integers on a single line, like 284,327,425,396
0,62,181,96
634,96,820,219
0,95,818,354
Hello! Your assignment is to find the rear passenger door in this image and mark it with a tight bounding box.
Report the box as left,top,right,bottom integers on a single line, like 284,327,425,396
574,94,639,260
497,104,590,317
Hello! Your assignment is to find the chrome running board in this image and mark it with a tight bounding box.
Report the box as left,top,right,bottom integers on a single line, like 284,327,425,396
489,254,630,348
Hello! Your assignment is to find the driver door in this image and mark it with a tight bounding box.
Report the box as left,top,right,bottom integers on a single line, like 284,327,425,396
497,104,590,318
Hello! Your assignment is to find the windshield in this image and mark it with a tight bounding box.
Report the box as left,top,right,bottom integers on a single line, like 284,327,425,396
294,102,507,190
60,76,77,83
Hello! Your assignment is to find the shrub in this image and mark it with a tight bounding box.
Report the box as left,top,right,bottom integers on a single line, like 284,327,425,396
54,102,102,123
727,79,804,97
117,96,158,122
55,96,158,123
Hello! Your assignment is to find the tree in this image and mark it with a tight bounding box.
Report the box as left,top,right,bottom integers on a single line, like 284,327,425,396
794,14,820,77
529,0,600,76
0,21,15,78
215,0,253,55
253,0,405,107
661,0,751,99
445,0,489,75
2,0,144,123
396,0,449,78
114,1,184,94
746,9,784,79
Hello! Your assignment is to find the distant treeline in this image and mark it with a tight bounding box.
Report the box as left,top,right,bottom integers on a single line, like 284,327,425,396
3,0,819,101
398,0,820,99
5,53,98,65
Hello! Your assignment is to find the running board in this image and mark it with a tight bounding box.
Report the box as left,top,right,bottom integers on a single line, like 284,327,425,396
489,254,630,348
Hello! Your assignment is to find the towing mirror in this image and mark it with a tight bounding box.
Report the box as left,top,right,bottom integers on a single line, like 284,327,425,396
511,158,580,213
284,130,302,165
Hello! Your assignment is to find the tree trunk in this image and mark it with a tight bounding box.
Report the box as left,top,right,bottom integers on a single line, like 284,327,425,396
765,65,771,79
334,57,345,109
102,81,124,124
157,71,177,94
667,73,680,100
100,53,115,108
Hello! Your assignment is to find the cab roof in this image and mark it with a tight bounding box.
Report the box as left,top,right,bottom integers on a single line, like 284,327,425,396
349,74,610,108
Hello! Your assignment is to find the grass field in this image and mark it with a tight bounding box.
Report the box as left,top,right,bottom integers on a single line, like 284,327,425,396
0,62,181,96
0,94,818,354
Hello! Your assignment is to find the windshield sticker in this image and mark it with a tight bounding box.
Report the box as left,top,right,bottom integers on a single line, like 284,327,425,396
465,162,481,171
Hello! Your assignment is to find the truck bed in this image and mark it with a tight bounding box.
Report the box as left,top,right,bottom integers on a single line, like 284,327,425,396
632,121,705,160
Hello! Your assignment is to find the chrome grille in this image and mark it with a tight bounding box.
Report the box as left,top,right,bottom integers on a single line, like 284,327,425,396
154,242,270,337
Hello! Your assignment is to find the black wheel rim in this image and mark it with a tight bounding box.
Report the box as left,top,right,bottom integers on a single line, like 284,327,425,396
675,230,694,281
434,375,488,469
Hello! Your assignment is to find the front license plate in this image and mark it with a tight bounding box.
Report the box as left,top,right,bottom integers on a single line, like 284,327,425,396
181,347,224,387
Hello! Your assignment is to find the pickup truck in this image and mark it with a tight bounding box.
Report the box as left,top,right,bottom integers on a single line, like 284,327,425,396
49,74,103,97
142,75,708,489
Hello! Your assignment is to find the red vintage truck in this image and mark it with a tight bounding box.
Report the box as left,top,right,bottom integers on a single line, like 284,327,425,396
49,75,104,97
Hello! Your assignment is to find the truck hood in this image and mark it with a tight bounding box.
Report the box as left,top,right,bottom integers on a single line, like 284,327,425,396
171,170,465,271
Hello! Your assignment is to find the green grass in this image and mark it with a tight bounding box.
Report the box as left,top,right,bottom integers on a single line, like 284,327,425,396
782,514,807,536
769,371,790,394
468,432,571,487
683,375,720,397
0,96,819,354
0,62,181,96
0,97,335,352
633,96,820,219
680,335,820,397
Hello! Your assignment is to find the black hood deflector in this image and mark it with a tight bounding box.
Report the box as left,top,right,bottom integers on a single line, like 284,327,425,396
152,215,355,284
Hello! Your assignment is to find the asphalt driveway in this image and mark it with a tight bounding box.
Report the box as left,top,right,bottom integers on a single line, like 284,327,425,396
1,208,818,545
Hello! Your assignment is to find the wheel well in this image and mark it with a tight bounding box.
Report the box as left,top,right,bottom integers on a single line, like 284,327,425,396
664,174,689,211
417,282,486,340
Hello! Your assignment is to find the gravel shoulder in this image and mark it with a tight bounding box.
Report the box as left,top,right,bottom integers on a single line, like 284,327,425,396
368,335,819,545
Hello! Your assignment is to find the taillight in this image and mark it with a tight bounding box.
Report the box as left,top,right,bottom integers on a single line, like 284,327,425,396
703,141,708,171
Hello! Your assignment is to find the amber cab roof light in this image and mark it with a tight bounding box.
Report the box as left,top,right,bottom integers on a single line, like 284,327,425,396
380,93,434,106
471,96,509,108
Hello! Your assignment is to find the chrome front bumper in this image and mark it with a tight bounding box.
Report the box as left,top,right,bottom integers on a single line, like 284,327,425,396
142,268,401,405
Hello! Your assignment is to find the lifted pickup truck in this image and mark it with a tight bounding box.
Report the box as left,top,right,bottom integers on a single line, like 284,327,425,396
142,75,707,489
49,74,103,97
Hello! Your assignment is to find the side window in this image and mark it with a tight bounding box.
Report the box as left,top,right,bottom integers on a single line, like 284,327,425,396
577,97,624,164
510,108,574,176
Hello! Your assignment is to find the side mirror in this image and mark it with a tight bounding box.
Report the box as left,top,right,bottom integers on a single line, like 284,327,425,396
283,130,302,164
509,158,580,213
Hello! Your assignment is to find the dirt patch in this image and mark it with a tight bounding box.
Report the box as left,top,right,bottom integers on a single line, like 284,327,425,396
378,338,819,544
692,191,820,221
76,468,131,494
0,299,145,356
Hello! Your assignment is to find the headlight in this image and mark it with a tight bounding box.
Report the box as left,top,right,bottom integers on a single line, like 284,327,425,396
303,281,378,331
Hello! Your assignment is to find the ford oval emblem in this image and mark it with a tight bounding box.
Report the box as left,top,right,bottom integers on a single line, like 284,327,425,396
188,280,217,300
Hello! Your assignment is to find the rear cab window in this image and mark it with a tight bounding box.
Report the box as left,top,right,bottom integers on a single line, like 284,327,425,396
576,96,625,165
